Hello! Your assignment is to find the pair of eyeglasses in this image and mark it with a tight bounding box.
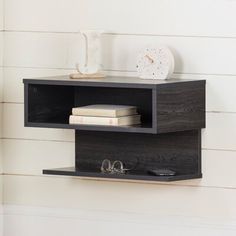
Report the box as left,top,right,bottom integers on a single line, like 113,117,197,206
100,159,130,174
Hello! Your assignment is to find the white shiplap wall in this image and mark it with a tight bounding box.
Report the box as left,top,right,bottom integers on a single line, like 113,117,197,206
2,0,236,235
0,0,4,235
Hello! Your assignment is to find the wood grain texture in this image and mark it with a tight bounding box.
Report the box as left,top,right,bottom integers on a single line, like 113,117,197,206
74,130,201,176
27,84,74,124
156,80,205,133
24,76,205,134
43,130,202,182
24,77,204,182
24,77,155,133
74,88,154,133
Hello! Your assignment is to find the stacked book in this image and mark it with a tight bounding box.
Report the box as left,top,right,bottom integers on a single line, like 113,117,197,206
69,104,141,126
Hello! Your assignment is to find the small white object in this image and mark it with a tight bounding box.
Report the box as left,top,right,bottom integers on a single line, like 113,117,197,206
77,30,104,75
136,45,175,80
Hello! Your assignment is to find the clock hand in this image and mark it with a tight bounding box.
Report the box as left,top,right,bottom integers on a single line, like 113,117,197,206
145,55,154,64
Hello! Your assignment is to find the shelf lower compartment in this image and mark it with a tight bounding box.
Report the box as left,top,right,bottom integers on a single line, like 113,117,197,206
42,130,202,182
43,167,202,182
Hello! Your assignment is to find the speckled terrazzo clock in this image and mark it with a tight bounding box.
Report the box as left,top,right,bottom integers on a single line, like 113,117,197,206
137,46,175,80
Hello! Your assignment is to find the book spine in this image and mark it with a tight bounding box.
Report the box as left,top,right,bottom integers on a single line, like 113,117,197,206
72,108,115,117
69,115,118,126
72,108,137,117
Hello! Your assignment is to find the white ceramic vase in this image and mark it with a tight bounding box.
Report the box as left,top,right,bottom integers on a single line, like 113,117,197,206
77,30,103,75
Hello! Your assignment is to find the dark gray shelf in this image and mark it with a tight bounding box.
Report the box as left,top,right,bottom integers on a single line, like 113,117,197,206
43,167,202,182
23,75,206,182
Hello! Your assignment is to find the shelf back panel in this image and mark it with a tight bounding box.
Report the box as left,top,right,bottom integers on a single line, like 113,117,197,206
74,86,153,127
27,84,75,124
75,130,201,176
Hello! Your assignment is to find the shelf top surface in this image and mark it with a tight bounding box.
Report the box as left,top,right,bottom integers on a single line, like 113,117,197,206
23,75,205,88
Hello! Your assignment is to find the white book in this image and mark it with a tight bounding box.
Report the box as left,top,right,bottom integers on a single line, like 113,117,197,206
69,115,141,126
72,104,137,117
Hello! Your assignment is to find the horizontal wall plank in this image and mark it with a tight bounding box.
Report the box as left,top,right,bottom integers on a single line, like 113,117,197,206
3,103,236,151
3,139,74,175
4,67,236,113
5,32,236,75
0,33,3,67
0,141,2,173
0,0,3,230
102,34,236,75
0,104,2,138
0,0,3,31
4,0,236,38
3,139,236,189
201,149,236,189
0,68,3,102
4,174,236,221
203,112,236,151
0,215,2,236
4,32,76,69
0,176,2,236
4,205,236,236
0,175,2,203
3,103,74,142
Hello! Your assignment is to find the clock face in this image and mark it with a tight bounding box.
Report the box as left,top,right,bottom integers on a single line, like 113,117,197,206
136,46,175,80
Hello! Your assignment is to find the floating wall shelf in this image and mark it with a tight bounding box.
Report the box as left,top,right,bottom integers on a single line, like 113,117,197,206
23,76,205,182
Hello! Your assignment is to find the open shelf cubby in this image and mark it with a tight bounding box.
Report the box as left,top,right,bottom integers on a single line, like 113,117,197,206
24,76,205,182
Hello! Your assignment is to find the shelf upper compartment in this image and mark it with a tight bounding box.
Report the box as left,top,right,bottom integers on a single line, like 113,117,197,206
23,76,205,134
